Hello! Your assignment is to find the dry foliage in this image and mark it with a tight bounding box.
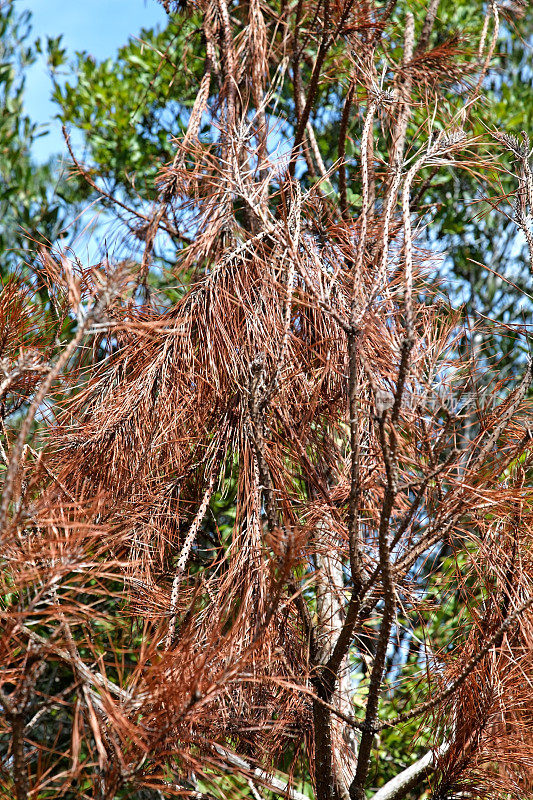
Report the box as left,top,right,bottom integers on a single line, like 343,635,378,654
1,1,532,799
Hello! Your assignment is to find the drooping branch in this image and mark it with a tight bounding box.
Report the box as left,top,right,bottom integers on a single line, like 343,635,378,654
377,594,533,731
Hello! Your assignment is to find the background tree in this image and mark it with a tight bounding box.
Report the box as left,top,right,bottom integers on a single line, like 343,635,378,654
0,1,532,800
0,1,87,295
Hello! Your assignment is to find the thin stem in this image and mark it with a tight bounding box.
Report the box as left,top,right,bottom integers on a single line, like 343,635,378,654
339,80,355,219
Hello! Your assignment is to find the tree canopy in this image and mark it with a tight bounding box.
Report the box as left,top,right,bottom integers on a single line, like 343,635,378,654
0,1,532,800
46,0,533,369
0,3,88,290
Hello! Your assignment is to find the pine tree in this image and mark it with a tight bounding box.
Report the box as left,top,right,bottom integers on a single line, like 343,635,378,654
1,1,532,799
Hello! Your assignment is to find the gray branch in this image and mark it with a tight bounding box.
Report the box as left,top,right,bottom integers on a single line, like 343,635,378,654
370,742,449,800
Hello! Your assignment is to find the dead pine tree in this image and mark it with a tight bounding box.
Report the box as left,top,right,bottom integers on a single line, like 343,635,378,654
1,1,533,799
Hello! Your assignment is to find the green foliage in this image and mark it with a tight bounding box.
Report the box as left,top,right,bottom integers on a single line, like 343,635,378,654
0,2,86,288
50,15,206,205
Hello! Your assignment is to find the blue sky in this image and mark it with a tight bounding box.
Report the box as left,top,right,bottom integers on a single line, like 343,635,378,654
21,0,167,162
